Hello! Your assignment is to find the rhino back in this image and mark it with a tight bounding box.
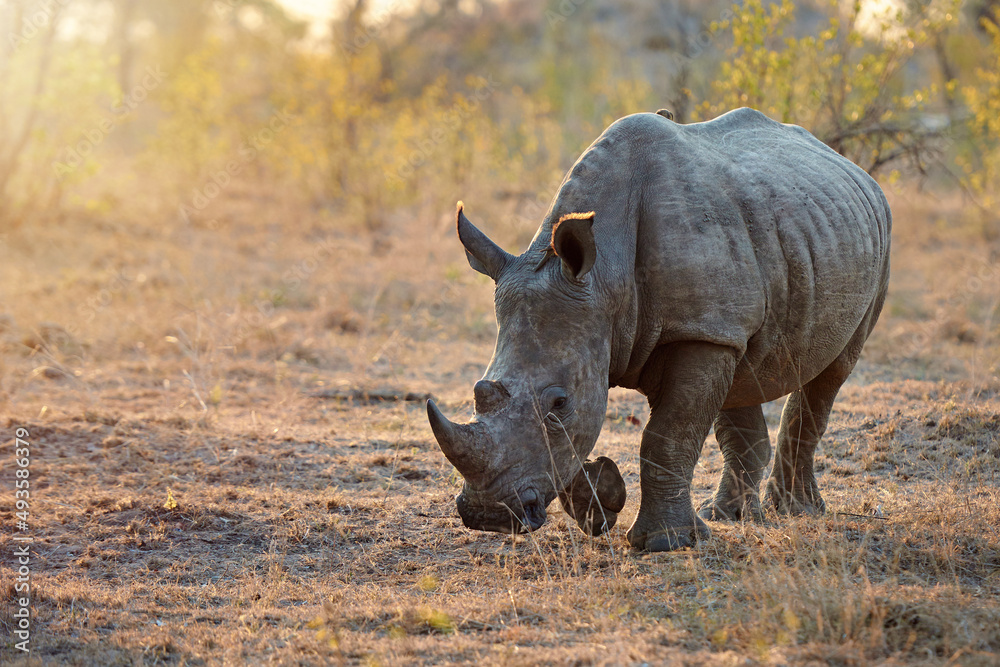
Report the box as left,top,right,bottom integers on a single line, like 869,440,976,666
542,109,891,396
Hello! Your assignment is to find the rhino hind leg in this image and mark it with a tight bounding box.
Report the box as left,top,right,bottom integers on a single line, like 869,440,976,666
765,354,858,515
766,281,887,515
627,342,738,552
699,405,771,522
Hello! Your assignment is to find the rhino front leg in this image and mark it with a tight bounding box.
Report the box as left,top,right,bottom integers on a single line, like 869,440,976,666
698,405,771,522
627,342,738,552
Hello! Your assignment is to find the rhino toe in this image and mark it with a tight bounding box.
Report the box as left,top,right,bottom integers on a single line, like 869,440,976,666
697,496,766,523
643,530,695,552
764,477,826,516
626,515,711,552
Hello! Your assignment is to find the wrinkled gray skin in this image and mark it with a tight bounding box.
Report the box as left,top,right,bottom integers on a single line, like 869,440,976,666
427,108,891,551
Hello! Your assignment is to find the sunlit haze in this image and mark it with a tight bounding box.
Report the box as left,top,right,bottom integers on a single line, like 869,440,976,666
1,0,998,661
276,0,414,22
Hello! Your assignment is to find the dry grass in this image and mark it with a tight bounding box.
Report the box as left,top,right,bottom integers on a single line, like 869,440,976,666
1,189,999,665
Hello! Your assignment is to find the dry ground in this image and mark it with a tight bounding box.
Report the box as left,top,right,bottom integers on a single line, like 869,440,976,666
1,190,999,665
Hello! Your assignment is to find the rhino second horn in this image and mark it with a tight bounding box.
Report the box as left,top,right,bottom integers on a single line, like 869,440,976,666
426,399,486,480
456,203,513,281
473,379,508,414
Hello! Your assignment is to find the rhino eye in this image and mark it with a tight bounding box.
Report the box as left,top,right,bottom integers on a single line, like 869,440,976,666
541,387,570,418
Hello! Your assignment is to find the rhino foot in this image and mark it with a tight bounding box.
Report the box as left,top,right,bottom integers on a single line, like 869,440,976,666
559,456,627,536
764,477,826,516
697,494,766,523
626,511,711,552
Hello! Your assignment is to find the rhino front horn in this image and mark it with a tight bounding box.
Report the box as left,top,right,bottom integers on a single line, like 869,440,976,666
427,399,487,480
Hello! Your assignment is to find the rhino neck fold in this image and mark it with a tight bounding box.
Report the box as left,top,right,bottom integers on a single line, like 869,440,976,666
526,172,640,387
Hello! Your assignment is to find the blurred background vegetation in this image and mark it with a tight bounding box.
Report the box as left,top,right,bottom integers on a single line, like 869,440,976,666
4,7,1000,664
2,0,999,235
1,0,1000,388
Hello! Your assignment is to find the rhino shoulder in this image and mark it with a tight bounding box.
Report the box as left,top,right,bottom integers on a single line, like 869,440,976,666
559,113,677,189
603,112,681,141
708,106,776,128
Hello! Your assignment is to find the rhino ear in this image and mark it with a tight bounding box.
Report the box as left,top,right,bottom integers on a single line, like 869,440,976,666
456,202,512,281
552,212,597,281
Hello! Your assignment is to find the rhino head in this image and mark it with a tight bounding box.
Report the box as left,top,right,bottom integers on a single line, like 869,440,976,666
427,203,626,535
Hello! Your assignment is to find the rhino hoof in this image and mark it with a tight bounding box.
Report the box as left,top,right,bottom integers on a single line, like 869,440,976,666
697,497,766,523
643,530,697,552
697,502,735,522
627,521,711,552
576,508,619,536
559,456,627,536
764,479,826,516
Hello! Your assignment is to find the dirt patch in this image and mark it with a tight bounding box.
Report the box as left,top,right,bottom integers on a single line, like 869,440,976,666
1,192,999,664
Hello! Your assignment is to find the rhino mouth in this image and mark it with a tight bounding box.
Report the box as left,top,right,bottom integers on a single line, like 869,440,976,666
428,399,626,536
456,488,556,534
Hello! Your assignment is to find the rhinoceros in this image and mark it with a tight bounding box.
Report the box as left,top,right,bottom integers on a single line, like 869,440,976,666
427,107,891,552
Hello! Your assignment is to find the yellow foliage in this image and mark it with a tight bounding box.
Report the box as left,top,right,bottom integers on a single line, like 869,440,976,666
7,0,994,235
961,10,1000,214
699,0,959,175
417,574,439,592
417,606,454,633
